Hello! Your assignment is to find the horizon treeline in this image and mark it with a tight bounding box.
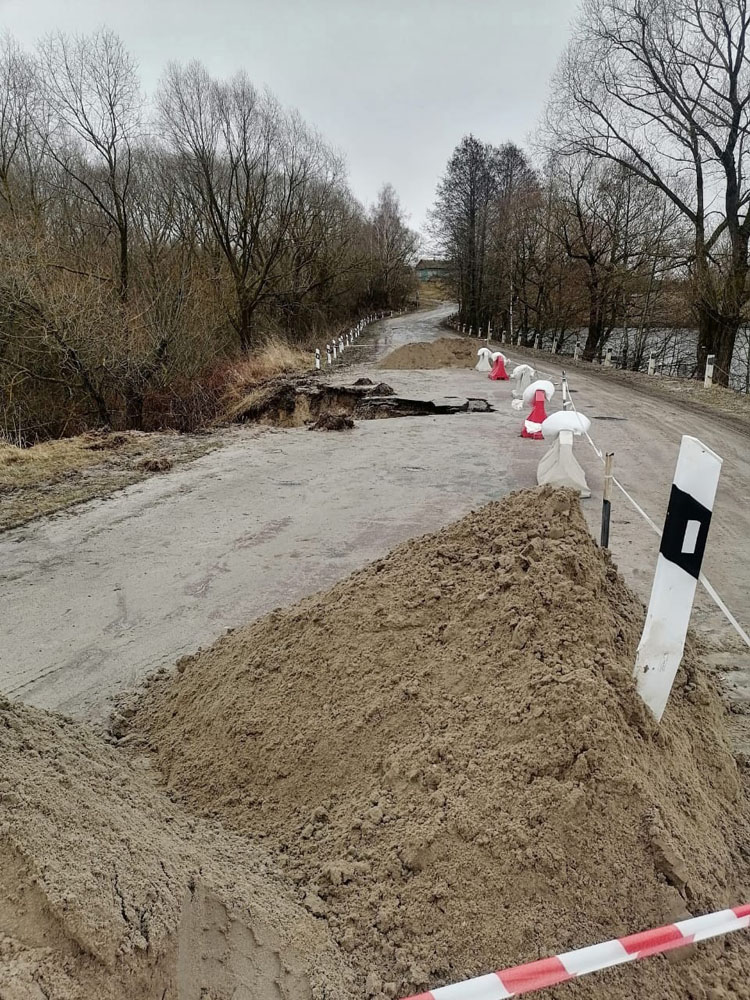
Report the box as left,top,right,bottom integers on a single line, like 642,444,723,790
0,30,418,441
431,0,750,386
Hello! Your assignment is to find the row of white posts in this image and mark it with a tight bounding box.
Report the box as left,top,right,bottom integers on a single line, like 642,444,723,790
315,311,393,370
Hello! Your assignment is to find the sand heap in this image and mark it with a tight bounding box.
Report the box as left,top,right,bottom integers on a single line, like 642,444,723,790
133,487,750,1000
0,697,356,1000
379,337,477,370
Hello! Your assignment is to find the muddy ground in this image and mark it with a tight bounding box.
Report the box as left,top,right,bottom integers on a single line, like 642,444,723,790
1,305,749,750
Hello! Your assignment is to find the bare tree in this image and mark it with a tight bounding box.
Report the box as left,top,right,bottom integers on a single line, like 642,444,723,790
366,183,418,308
159,62,339,351
37,29,142,303
548,0,750,383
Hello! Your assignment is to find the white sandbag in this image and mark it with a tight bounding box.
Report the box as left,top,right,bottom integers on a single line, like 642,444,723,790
537,429,591,497
510,363,535,381
522,379,555,406
541,410,591,439
475,347,492,372
510,364,536,399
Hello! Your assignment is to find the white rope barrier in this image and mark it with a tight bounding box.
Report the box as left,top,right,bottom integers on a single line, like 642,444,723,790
504,351,750,652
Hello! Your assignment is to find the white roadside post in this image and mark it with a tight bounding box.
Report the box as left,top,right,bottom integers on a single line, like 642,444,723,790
648,351,656,376
574,340,580,361
315,348,321,370
486,322,491,343
552,335,558,354
326,344,332,366
339,335,345,354
704,354,715,388
332,340,337,359
534,333,540,350
561,372,573,411
634,436,723,721
604,347,613,367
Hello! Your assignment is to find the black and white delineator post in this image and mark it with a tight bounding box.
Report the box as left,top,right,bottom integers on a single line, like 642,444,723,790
634,436,723,721
326,343,332,365
704,354,715,388
315,348,321,370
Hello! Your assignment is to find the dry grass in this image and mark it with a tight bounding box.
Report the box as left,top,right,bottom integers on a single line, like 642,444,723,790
0,435,120,488
417,280,451,308
0,431,218,531
0,339,311,530
218,338,312,424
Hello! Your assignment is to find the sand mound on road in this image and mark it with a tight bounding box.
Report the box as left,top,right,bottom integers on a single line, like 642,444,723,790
379,337,477,369
0,697,355,1000
134,487,750,999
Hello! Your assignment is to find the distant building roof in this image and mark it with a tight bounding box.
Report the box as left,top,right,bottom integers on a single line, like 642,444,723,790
415,258,449,270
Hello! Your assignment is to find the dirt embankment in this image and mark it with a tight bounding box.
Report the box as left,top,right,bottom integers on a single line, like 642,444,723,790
378,337,478,370
132,487,750,1000
0,696,356,1000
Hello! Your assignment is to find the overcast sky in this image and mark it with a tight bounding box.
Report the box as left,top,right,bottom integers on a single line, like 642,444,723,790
1,0,581,237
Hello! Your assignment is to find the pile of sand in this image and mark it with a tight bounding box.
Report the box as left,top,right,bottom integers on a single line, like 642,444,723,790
0,696,356,1000
379,337,477,370
133,487,750,999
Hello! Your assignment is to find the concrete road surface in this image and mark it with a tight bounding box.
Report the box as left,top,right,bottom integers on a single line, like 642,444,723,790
2,304,749,726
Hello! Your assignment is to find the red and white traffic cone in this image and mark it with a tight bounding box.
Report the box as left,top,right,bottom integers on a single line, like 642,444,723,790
489,352,509,380
522,389,547,439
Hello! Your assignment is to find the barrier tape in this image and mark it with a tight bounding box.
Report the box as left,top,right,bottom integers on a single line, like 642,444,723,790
508,352,750,652
401,904,750,1000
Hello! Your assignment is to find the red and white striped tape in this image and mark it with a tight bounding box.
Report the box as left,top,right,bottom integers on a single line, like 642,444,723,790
402,904,750,1000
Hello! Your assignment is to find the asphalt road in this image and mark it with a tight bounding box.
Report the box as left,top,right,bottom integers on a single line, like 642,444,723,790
2,304,748,727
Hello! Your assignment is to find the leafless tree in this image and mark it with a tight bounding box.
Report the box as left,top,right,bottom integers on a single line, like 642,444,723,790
37,29,142,303
366,183,418,308
547,0,750,383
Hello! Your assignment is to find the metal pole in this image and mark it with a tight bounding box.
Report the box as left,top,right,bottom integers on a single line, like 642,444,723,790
601,453,614,548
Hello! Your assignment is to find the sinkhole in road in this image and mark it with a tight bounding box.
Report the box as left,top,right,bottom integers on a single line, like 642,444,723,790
230,376,494,428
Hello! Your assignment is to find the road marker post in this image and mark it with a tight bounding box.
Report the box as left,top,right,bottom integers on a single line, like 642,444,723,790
315,349,321,370
338,335,344,354
648,351,655,375
552,335,558,354
600,453,614,548
573,340,580,361
326,344,332,366
534,333,540,349
634,436,722,721
561,372,573,411
604,347,613,367
704,354,715,388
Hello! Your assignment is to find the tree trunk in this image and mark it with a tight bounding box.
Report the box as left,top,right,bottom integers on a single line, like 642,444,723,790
237,294,256,352
124,386,144,430
583,284,605,361
695,303,738,387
